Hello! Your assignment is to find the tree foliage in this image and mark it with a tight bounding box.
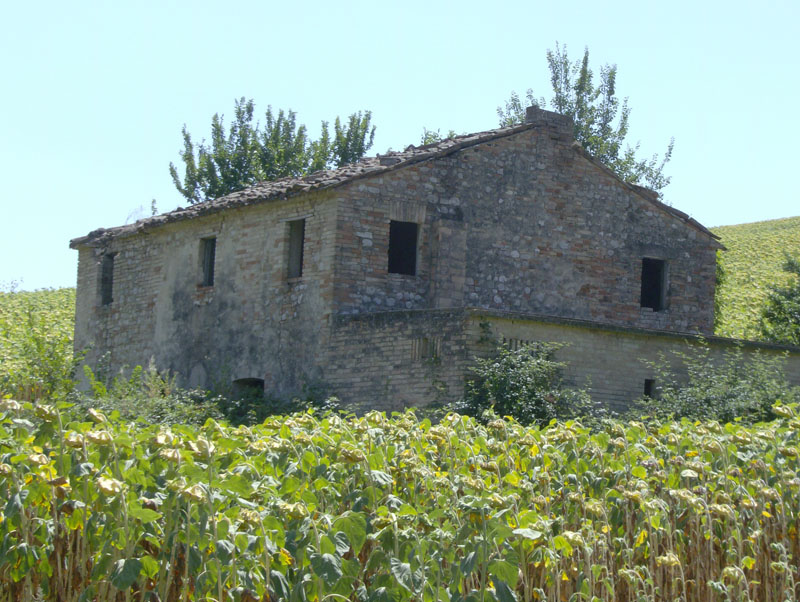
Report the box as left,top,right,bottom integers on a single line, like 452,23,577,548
170,98,375,204
498,43,674,194
760,255,800,346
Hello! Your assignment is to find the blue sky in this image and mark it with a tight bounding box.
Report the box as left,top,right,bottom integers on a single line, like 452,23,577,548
2,0,798,290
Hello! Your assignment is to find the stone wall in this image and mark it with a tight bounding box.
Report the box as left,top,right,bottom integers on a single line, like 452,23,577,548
317,308,800,413
72,109,724,407
329,122,719,334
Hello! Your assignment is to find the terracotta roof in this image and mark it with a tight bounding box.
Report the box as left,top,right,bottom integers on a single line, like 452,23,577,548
70,120,720,248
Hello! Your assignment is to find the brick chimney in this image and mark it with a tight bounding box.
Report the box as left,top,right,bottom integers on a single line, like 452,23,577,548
525,106,573,137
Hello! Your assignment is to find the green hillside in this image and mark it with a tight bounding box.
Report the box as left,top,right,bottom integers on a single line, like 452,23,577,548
712,216,800,340
0,288,75,400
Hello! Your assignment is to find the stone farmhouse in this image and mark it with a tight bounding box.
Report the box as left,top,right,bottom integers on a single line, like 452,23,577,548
70,107,800,411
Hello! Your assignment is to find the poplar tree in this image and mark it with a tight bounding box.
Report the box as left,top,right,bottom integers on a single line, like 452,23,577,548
170,98,375,205
498,43,674,194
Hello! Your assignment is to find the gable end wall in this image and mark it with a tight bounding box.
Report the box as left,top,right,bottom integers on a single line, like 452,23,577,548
330,126,717,334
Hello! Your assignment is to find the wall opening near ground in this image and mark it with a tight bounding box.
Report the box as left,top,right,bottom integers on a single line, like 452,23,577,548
232,378,265,399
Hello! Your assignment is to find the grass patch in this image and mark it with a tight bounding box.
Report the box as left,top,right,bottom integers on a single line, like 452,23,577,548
712,216,800,340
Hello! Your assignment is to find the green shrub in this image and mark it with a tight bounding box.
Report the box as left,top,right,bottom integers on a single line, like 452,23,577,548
74,361,224,426
631,343,800,423
77,359,341,426
215,389,340,426
450,342,602,426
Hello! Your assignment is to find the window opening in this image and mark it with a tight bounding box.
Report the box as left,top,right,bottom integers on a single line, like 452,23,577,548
640,258,666,311
644,378,656,398
287,219,305,279
388,220,418,275
201,237,216,287
100,253,115,306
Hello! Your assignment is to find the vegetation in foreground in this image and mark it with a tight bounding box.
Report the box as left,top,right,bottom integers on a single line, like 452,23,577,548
2,401,800,601
712,216,800,341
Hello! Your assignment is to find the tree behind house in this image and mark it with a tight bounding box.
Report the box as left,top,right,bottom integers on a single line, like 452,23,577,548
760,254,800,346
498,43,674,194
170,98,375,205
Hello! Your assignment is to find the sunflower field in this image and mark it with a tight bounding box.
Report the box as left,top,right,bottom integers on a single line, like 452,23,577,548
1,400,799,601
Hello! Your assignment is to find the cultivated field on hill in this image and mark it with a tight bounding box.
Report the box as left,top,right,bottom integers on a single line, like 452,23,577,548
2,401,800,601
712,216,800,341
0,288,75,402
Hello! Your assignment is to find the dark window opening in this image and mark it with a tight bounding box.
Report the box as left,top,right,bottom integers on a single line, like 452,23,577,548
232,378,265,400
644,378,656,398
287,219,305,279
388,220,418,275
201,237,216,287
640,258,667,311
100,253,115,306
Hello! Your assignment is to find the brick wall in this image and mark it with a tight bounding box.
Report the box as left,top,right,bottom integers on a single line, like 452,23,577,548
333,179,432,314
468,312,800,414
324,310,470,411
73,191,338,395
317,308,800,413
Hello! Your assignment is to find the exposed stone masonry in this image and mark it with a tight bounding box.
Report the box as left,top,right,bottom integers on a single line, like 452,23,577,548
71,107,795,409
